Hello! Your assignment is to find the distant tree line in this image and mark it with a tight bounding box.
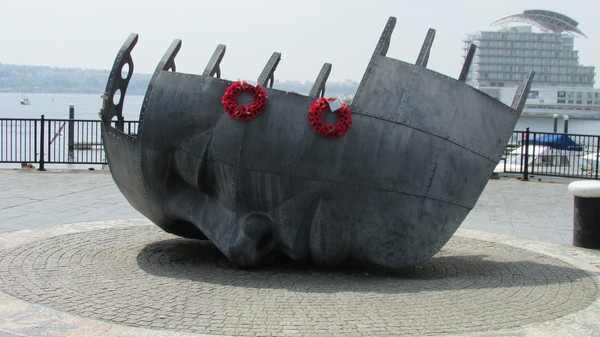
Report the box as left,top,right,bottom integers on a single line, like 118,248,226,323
0,63,358,99
0,63,151,95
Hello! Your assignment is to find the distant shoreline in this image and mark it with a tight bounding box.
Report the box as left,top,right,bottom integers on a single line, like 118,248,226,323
0,63,358,97
0,88,148,95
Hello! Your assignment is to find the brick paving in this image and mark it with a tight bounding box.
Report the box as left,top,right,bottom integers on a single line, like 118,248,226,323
0,224,597,336
0,169,599,336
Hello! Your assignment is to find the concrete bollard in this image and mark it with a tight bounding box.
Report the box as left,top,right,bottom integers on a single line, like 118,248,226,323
568,181,600,249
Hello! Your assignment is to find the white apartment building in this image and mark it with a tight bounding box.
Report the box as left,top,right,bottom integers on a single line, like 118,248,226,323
463,10,599,118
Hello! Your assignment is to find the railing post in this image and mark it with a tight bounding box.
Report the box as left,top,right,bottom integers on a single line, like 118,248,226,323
33,119,38,165
38,115,46,171
68,104,75,162
592,136,600,179
522,127,530,181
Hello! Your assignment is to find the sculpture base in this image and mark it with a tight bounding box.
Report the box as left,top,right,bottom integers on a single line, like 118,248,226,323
1,220,599,337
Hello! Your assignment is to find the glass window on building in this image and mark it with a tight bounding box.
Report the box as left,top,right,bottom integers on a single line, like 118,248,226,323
558,91,565,97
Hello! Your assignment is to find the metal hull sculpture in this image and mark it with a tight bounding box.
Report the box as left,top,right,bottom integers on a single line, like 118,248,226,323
100,17,533,268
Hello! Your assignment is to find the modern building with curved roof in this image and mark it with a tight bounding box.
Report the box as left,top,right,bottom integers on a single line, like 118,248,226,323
463,10,598,120
492,9,587,38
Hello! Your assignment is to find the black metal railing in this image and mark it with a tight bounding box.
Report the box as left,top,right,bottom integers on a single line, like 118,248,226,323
0,118,39,165
2,116,600,179
0,115,138,170
499,128,600,180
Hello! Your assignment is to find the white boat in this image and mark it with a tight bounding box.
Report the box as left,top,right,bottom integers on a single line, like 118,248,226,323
581,152,599,174
495,134,585,175
20,66,31,105
495,145,577,172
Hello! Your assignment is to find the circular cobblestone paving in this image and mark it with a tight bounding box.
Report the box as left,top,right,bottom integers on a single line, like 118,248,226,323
0,225,597,336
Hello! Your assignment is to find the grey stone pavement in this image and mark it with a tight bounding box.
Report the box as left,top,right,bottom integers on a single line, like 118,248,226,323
0,169,577,245
0,168,599,337
0,169,143,233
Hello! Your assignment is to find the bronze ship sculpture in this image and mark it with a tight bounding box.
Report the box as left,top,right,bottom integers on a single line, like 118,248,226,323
100,17,533,269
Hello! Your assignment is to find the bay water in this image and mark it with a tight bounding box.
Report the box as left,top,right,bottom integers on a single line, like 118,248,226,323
0,92,143,170
516,116,600,136
0,92,144,121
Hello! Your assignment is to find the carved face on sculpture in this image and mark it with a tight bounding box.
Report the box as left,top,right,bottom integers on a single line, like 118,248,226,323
101,18,531,269
136,74,363,268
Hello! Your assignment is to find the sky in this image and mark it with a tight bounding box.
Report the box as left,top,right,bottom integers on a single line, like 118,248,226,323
1,0,598,85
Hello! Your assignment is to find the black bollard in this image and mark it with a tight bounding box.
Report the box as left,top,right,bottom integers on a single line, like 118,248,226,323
568,181,600,249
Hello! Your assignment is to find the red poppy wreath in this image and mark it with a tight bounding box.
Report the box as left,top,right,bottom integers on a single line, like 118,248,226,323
308,98,352,138
222,81,268,121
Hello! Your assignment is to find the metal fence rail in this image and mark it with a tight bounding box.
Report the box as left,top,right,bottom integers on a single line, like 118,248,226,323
0,115,138,170
499,128,600,180
0,118,39,164
2,116,600,180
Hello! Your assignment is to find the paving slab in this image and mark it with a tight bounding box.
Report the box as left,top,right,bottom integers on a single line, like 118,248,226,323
462,175,576,246
0,169,142,233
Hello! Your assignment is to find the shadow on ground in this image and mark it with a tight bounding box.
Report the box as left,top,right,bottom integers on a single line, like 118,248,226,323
136,236,595,294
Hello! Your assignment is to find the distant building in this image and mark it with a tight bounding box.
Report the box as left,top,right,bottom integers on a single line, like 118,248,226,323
463,10,599,119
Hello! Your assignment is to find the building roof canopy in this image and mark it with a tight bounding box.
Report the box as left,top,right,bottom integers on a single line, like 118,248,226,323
492,10,586,38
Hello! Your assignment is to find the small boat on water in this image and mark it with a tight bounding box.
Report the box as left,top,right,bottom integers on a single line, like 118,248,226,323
20,65,32,105
581,152,599,174
495,134,591,175
495,144,582,173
